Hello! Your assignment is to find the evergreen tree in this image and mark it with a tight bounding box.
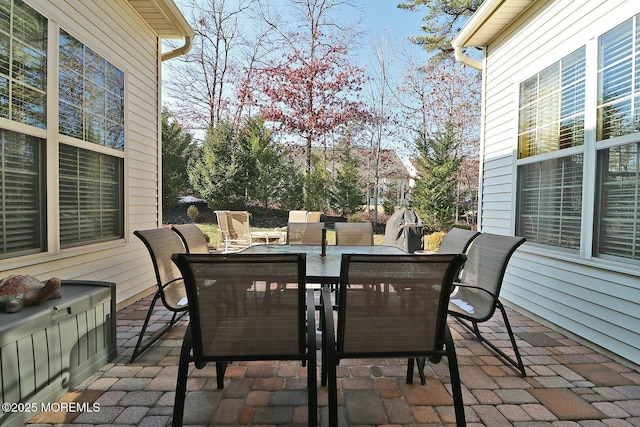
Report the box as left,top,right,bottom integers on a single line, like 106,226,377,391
330,144,363,216
188,121,248,209
398,0,482,59
411,124,462,231
162,110,193,207
304,154,330,212
243,117,294,209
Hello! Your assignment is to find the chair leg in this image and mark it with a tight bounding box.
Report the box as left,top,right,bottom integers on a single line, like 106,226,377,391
216,362,227,389
172,331,192,427
444,328,466,427
452,307,526,377
327,358,338,427
130,292,187,363
496,301,526,377
306,289,318,427
405,358,427,385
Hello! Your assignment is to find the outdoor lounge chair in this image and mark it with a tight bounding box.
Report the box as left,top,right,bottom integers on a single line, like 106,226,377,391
131,228,189,363
286,222,325,245
171,224,210,253
305,211,322,222
288,210,308,222
334,222,374,245
171,253,317,427
215,210,252,251
447,233,527,376
321,253,467,427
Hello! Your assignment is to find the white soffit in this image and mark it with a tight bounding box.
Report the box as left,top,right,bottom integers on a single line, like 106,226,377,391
127,0,193,39
452,0,536,48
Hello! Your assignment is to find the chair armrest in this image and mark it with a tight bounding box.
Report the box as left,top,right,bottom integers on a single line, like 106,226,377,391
306,289,317,351
453,283,497,298
321,287,336,354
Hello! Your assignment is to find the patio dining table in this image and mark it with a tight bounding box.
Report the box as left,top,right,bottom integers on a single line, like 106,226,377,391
240,244,406,283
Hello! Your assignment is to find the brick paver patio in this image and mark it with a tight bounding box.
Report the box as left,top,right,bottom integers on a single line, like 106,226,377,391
27,294,640,426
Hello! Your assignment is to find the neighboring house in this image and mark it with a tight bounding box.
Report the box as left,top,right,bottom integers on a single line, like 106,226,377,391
453,0,640,366
284,145,412,207
0,0,193,307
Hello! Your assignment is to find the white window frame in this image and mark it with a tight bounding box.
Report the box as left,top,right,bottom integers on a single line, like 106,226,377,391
0,0,127,264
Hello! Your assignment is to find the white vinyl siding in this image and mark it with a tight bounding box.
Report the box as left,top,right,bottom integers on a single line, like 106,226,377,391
479,0,640,365
0,0,162,305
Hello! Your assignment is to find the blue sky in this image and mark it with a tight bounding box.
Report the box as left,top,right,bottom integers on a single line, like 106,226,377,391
357,0,425,45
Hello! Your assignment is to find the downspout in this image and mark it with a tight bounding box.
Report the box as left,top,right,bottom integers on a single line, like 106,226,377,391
452,45,484,231
454,46,482,70
161,36,192,61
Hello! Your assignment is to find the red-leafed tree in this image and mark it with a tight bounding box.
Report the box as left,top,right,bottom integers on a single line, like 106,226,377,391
258,41,366,172
255,0,366,173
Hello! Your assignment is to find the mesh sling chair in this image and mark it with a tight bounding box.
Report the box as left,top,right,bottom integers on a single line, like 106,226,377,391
436,228,480,254
321,253,467,427
171,253,317,427
447,233,527,376
286,222,325,245
334,222,374,246
171,224,210,253
131,228,189,363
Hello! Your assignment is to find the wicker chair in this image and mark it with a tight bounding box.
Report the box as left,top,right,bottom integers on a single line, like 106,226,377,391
286,222,325,245
171,253,317,427
171,224,210,253
448,233,527,376
334,222,374,246
321,253,467,427
131,228,189,363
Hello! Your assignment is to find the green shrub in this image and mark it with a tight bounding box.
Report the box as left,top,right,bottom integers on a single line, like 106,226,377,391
382,199,394,215
347,214,364,223
186,205,199,222
426,231,446,252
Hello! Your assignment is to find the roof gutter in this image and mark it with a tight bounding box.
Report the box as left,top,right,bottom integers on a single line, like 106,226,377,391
451,0,506,70
161,35,192,61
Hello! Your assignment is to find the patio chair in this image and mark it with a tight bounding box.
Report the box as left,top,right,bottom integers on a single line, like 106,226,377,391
215,210,252,252
171,224,210,253
305,211,322,222
131,228,189,363
286,222,325,245
288,210,308,222
171,253,317,427
436,227,480,254
321,253,467,427
447,233,527,376
334,222,374,246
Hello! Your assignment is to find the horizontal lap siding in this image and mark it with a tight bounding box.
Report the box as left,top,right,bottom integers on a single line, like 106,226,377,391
481,0,640,364
9,0,162,304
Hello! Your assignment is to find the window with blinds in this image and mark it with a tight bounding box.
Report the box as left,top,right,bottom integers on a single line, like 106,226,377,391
594,16,640,262
0,129,45,258
595,144,640,261
517,155,583,251
517,49,585,250
0,0,47,129
597,18,640,140
518,48,585,159
57,28,124,248
59,144,123,248
59,30,124,150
